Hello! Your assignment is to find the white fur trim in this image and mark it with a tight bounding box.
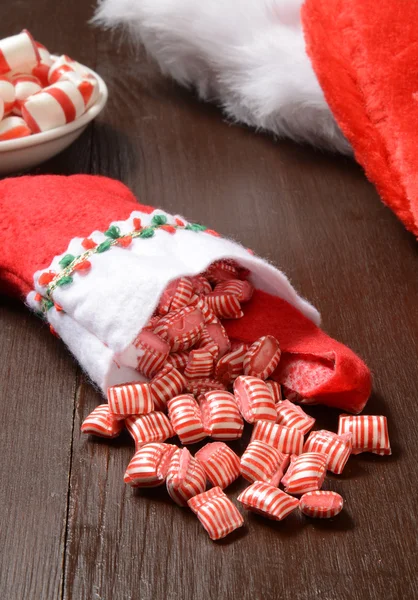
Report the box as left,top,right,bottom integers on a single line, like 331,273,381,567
93,0,351,154
28,208,320,394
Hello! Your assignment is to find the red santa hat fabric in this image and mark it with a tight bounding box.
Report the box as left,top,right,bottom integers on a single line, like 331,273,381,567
0,175,371,413
302,0,418,237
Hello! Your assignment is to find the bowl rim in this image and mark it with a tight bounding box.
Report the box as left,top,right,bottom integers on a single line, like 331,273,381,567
0,56,108,152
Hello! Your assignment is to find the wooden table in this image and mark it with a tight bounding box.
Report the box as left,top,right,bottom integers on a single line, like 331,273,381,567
1,4,417,600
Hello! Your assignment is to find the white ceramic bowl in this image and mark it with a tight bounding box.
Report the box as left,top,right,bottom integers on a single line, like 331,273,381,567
0,59,108,176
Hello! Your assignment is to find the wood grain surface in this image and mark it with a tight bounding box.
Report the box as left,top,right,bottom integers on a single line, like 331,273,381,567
1,4,418,600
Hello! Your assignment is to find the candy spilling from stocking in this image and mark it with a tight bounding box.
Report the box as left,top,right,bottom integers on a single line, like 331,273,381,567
80,259,391,540
0,30,99,140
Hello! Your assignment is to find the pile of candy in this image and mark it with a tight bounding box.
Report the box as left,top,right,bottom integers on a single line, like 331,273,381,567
0,30,99,141
81,260,391,540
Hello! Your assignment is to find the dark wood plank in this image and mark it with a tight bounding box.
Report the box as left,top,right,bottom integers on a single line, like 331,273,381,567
63,29,418,600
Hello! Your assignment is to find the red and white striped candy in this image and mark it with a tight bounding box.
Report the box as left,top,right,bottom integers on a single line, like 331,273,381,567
338,414,391,455
188,295,217,324
251,420,304,454
214,279,254,302
198,341,219,359
243,336,281,380
167,394,206,444
299,491,344,519
107,381,154,417
81,404,123,438
166,350,189,372
166,447,207,506
154,306,205,352
55,70,99,109
0,30,40,75
32,42,53,87
143,314,161,331
204,260,239,284
22,79,85,133
265,380,283,403
124,442,176,487
214,344,247,386
188,486,244,540
189,275,212,296
204,292,243,319
230,340,249,353
158,277,193,315
11,74,42,115
303,429,352,474
275,400,315,435
125,411,174,448
237,482,299,521
185,378,227,397
0,116,32,141
199,390,244,440
0,76,15,115
240,440,289,485
150,363,187,411
282,452,327,495
199,321,230,357
195,442,241,489
48,54,87,85
233,376,277,423
133,330,169,378
184,348,214,380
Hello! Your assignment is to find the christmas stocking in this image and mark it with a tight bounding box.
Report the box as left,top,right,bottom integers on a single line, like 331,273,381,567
0,174,371,413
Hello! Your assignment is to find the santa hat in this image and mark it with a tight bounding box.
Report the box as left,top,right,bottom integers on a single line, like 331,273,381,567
93,0,418,236
0,174,371,413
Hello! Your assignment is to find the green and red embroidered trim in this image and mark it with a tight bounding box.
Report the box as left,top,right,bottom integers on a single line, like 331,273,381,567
36,214,220,314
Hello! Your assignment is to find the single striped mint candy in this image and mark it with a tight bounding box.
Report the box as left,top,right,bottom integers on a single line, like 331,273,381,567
22,79,85,133
11,74,42,115
338,414,391,455
189,275,212,296
81,404,123,438
166,447,207,506
150,363,187,411
233,376,277,423
124,442,177,487
214,344,247,386
107,381,154,417
0,76,15,115
166,350,189,372
200,390,244,440
154,306,205,352
184,348,214,380
0,30,40,75
199,321,230,357
167,394,206,444
240,440,289,485
195,442,241,489
0,116,32,141
48,54,87,85
188,486,244,540
185,378,227,397
204,260,239,284
133,330,170,379
204,292,243,319
243,336,281,380
299,491,344,519
282,452,328,495
275,400,315,435
265,380,283,403
188,295,217,324
237,481,299,521
126,411,174,448
303,429,352,474
158,277,194,315
251,420,304,455
214,279,254,302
